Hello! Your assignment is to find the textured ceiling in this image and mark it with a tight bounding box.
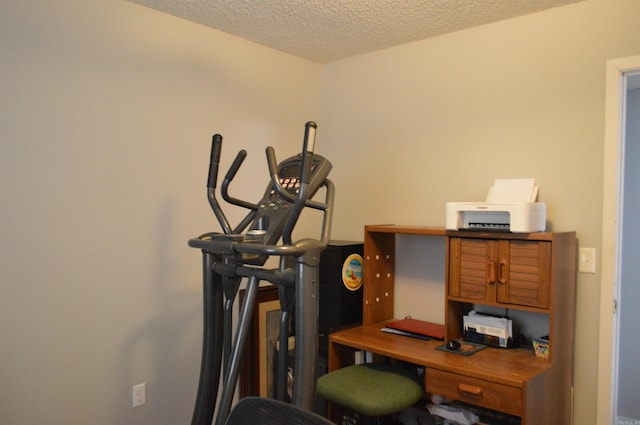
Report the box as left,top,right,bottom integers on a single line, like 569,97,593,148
129,0,583,63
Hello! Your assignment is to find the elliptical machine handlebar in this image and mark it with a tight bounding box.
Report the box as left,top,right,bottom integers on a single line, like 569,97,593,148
299,120,316,185
222,150,259,213
194,121,332,260
282,121,316,245
206,135,258,234
207,134,223,189
206,134,232,234
266,122,328,211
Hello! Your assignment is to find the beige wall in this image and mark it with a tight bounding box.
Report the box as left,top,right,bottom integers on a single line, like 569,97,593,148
319,1,640,424
0,1,320,424
2,0,640,424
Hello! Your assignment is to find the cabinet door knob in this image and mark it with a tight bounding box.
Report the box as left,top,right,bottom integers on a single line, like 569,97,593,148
498,259,508,284
487,260,496,285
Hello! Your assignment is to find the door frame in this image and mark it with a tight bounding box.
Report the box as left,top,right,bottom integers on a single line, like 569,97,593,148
597,55,640,425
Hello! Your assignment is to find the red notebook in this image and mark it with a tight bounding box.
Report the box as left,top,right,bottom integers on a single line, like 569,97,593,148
384,318,445,340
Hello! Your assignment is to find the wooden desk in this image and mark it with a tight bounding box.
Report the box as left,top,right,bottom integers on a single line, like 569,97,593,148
326,225,576,425
329,322,549,420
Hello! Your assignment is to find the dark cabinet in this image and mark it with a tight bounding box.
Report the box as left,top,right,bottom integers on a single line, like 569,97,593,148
318,241,363,355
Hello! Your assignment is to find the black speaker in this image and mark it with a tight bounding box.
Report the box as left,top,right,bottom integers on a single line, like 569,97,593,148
318,241,364,356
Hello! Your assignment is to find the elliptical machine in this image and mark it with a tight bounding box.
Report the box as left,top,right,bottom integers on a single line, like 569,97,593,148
188,122,334,425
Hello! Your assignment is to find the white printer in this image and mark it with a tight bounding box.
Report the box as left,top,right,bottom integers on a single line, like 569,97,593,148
446,178,546,233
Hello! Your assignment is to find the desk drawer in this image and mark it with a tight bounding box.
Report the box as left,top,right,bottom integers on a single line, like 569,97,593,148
426,368,522,417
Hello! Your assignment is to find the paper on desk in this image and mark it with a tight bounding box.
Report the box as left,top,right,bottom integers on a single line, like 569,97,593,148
426,403,479,425
486,178,536,203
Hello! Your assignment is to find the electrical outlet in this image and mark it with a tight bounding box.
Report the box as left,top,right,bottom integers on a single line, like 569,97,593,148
578,247,596,274
132,383,146,408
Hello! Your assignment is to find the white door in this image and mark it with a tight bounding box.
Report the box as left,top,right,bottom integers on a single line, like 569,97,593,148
598,56,640,425
617,72,640,424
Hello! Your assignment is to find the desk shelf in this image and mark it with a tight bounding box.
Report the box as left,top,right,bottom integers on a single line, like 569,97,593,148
329,225,576,425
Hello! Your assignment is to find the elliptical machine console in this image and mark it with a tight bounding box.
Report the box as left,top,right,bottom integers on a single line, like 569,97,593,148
188,122,334,425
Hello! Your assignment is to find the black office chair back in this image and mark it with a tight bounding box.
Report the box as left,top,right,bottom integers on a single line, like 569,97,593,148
225,397,334,425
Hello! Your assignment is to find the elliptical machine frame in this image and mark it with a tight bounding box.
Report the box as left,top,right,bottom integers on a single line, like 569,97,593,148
188,122,334,425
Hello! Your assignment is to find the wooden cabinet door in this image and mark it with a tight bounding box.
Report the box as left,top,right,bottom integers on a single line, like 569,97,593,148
448,238,498,303
497,240,551,309
449,237,551,309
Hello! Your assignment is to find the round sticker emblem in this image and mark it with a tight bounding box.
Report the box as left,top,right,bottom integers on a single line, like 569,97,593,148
342,254,363,291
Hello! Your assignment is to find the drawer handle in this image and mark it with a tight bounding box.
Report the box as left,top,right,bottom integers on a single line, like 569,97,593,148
458,383,483,398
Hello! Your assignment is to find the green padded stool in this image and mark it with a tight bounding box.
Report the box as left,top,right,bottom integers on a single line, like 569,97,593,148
316,363,424,419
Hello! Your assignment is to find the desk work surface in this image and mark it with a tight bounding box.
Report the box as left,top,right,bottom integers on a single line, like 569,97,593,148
329,322,550,388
